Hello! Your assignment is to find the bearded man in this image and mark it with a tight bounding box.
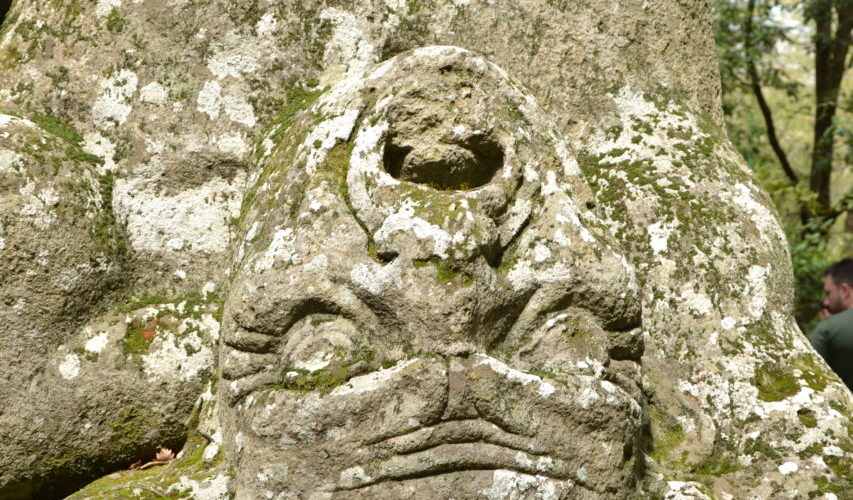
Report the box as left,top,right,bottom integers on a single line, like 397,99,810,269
811,258,853,391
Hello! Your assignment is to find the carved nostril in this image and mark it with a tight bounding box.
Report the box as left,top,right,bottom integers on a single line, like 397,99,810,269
382,135,504,190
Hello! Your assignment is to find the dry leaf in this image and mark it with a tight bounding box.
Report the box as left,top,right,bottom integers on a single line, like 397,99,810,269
155,447,174,462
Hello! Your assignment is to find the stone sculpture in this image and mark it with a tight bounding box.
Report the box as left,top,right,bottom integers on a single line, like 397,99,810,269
0,1,849,499
221,47,644,499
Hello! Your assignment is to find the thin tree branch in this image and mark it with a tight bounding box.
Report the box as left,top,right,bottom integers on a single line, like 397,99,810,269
829,0,853,90
745,0,800,184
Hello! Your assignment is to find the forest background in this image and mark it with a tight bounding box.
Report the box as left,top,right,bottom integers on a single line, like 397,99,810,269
713,0,851,333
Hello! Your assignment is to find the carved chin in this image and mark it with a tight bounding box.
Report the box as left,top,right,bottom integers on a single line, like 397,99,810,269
232,355,642,497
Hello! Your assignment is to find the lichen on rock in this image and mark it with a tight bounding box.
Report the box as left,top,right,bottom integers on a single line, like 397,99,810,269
0,0,849,499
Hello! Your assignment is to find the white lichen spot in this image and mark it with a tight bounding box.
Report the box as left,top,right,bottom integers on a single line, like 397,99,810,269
481,470,570,500
533,244,551,263
374,200,452,259
778,461,798,475
139,82,168,105
202,442,220,462
92,70,138,129
0,149,21,174
319,8,378,79
351,260,403,295
96,0,122,17
256,12,278,36
207,41,260,79
222,94,257,127
330,359,419,397
215,133,249,156
744,264,769,319
59,354,80,380
577,387,599,409
235,432,244,453
197,81,222,119
730,182,787,247
338,466,372,488
168,473,230,500
475,354,555,398
253,228,298,272
83,132,117,172
0,114,36,129
721,317,737,330
679,287,713,317
647,221,673,255
114,173,245,254
85,331,109,353
141,326,213,381
202,282,217,299
302,110,360,175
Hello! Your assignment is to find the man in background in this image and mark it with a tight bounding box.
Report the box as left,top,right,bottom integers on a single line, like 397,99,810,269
811,258,853,391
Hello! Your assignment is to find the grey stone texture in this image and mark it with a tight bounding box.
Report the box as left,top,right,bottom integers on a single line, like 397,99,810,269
0,0,848,499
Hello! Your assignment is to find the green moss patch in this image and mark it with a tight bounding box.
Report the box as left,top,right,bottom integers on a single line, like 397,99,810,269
66,433,220,499
648,403,686,463
753,363,800,402
797,408,818,428
413,256,473,286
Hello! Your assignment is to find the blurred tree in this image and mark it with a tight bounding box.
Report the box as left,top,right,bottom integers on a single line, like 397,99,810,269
714,0,852,330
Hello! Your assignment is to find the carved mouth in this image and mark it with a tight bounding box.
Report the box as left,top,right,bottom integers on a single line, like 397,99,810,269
336,441,572,491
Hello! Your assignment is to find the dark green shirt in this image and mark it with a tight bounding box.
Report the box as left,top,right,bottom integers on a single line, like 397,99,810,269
810,308,853,391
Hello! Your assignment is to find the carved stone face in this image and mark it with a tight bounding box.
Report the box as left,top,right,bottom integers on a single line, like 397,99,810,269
220,47,644,499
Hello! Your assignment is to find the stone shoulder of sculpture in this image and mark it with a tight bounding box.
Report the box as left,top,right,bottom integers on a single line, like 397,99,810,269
577,86,853,497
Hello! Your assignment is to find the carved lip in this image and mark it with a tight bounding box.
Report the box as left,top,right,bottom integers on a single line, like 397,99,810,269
334,419,573,490
366,418,544,455
336,443,571,491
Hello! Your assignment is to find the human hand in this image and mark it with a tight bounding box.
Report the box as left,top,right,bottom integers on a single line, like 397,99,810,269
820,308,831,319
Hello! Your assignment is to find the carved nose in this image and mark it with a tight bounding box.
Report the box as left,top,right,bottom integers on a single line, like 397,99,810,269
383,137,504,190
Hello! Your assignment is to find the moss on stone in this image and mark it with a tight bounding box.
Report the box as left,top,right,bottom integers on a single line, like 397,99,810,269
279,365,352,393
648,403,685,463
121,318,153,357
413,256,473,286
66,432,218,499
753,363,800,402
269,86,324,146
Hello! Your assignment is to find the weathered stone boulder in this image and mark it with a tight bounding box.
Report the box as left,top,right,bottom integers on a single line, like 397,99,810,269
221,46,644,499
0,0,848,499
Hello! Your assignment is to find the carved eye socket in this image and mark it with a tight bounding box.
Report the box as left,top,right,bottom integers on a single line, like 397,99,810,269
282,315,359,371
382,134,504,191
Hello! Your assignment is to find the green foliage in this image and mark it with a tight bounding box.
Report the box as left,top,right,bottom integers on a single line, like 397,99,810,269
791,216,836,331
713,0,852,331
